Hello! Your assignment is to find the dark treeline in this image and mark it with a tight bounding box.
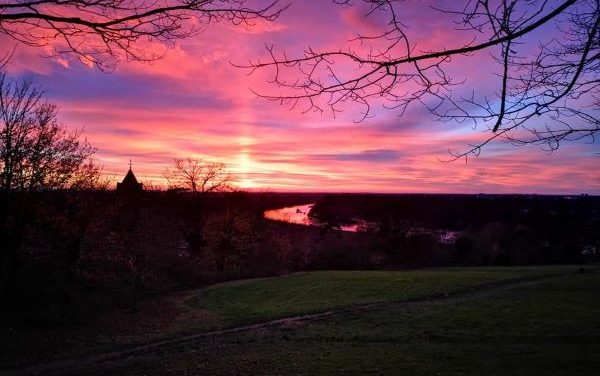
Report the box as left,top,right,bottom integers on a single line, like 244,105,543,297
0,190,328,324
2,190,599,326
310,193,600,266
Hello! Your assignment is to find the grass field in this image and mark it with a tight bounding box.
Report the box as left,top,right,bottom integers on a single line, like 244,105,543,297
101,268,600,376
4,265,595,375
186,266,574,327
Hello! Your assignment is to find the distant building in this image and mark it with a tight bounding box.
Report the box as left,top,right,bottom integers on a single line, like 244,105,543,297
116,161,143,193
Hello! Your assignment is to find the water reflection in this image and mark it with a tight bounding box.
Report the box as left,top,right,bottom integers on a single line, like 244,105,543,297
264,203,320,227
264,203,459,241
263,203,370,233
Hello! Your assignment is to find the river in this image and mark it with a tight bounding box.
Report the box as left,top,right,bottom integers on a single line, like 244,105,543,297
263,203,369,233
264,203,459,242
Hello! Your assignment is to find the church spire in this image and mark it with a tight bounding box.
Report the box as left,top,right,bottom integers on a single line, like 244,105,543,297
116,159,143,193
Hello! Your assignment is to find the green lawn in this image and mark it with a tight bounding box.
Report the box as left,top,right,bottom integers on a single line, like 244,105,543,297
187,266,574,327
104,268,600,376
4,265,588,373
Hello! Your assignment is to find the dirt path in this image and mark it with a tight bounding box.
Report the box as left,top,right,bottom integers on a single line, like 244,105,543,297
0,270,589,376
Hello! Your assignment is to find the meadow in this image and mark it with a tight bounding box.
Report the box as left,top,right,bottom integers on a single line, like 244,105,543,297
94,267,600,376
187,266,571,327
3,265,596,375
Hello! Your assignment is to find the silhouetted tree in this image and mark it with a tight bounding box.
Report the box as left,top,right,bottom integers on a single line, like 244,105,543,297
0,72,103,314
0,0,285,70
163,157,234,194
101,201,178,312
0,72,98,192
202,209,254,273
375,217,415,264
244,0,599,157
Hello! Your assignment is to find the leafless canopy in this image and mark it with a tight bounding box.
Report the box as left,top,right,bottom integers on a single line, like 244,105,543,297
0,72,99,191
163,157,234,193
0,0,285,70
242,0,600,158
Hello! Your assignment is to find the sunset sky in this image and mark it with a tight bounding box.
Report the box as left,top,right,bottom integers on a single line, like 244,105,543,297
4,0,599,193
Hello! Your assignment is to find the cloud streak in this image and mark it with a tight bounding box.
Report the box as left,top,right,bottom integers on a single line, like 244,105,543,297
2,1,599,194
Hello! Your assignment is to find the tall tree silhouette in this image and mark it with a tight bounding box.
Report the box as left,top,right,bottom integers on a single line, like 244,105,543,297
0,72,103,311
243,0,599,158
0,72,98,192
163,157,234,194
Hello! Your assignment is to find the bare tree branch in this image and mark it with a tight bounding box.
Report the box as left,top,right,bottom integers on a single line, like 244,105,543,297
162,157,235,193
0,71,99,192
243,0,599,158
0,0,286,70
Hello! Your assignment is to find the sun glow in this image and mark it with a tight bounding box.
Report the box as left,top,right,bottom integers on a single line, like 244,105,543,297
236,134,257,188
237,150,256,189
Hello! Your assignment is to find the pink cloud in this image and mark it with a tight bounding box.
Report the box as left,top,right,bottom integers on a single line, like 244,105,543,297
3,1,598,194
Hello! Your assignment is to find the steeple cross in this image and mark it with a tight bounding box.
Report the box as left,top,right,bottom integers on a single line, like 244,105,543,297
129,158,133,170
